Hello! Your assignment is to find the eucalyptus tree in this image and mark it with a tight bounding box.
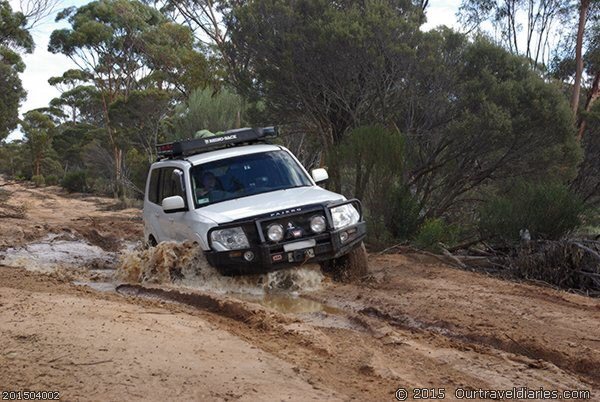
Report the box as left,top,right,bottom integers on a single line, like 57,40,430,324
225,0,422,191
458,0,573,68
48,0,204,197
21,110,56,177
0,0,33,139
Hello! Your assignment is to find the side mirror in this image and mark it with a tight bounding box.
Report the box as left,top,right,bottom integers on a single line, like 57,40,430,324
162,195,186,213
311,168,329,184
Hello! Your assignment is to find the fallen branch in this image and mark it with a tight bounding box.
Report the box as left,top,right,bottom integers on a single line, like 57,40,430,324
576,270,600,279
569,241,600,262
376,242,407,255
447,237,486,252
440,247,466,268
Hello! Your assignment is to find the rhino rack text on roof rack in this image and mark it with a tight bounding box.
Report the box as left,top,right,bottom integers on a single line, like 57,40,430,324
156,126,278,160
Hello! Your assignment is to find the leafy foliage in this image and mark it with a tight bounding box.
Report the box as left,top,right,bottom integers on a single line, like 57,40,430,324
414,218,459,252
45,174,59,186
49,0,207,198
48,0,205,97
334,126,404,200
226,0,421,148
458,0,572,67
0,1,34,52
170,88,246,140
479,181,585,244
61,170,88,193
402,35,580,220
31,174,45,187
333,125,405,244
21,110,56,177
109,89,172,161
0,0,33,139
387,186,422,241
571,100,600,205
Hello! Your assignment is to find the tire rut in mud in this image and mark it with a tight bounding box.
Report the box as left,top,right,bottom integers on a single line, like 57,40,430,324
116,284,291,327
114,284,337,357
358,305,600,385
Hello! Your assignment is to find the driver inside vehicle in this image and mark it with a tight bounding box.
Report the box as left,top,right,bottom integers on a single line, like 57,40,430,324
197,171,219,198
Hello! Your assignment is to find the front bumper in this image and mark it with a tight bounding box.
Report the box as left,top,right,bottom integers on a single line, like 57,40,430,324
205,221,367,275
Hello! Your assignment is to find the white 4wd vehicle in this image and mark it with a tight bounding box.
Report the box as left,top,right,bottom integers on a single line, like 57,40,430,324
143,127,367,276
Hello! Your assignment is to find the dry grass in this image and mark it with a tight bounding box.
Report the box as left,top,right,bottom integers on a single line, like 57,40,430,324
0,189,26,219
0,188,10,203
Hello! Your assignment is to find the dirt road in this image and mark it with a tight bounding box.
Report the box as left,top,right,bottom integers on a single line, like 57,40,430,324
0,181,598,401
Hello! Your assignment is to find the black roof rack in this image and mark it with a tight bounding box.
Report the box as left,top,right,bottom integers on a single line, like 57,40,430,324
156,126,278,160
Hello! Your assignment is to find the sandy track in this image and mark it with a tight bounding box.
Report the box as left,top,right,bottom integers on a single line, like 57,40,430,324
0,181,598,401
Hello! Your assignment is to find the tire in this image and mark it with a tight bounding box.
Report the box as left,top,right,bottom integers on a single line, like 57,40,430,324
320,242,368,282
147,235,157,248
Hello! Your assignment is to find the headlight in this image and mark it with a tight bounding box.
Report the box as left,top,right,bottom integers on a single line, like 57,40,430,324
267,223,284,242
310,215,326,233
210,227,249,251
330,204,360,229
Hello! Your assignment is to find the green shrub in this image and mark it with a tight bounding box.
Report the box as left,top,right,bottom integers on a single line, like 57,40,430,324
45,174,59,186
479,181,585,243
31,175,45,187
365,217,395,250
61,170,87,193
387,186,421,240
414,218,458,252
333,126,405,246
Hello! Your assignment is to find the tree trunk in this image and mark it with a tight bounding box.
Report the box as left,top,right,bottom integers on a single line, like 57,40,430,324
35,157,41,176
100,92,123,199
113,146,125,200
326,132,342,193
571,0,590,117
577,69,600,140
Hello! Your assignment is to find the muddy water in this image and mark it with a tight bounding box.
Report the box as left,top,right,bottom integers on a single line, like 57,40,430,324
0,233,126,272
235,293,341,314
117,241,325,295
6,236,336,316
109,241,339,315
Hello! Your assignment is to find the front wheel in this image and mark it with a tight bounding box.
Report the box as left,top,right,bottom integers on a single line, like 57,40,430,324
146,235,157,248
320,242,368,282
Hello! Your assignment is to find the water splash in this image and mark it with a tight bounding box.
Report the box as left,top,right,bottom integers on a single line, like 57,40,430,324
116,241,324,295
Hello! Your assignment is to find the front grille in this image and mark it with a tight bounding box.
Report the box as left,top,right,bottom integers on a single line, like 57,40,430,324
259,208,328,243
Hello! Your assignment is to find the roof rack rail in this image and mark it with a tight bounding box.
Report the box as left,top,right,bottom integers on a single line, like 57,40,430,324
156,126,278,160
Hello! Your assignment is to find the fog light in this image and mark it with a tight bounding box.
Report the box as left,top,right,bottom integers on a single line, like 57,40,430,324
243,251,255,261
310,215,326,233
340,231,349,243
267,224,284,242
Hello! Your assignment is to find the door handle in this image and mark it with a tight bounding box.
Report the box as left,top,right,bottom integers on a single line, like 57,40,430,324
169,218,174,223
154,212,159,217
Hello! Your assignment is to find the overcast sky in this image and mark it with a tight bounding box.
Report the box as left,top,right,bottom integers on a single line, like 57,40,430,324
7,0,460,141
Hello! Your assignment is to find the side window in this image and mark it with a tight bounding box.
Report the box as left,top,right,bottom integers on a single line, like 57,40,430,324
148,169,160,204
159,167,185,201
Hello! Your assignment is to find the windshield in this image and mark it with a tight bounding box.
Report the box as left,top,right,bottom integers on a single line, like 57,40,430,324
190,150,312,208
